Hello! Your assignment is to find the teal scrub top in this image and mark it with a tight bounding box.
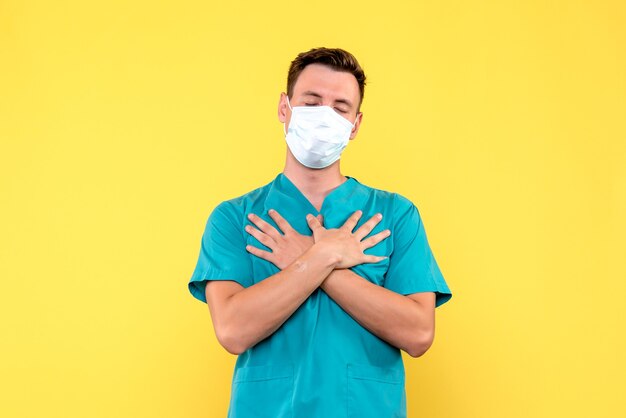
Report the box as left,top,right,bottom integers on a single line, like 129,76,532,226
188,172,452,418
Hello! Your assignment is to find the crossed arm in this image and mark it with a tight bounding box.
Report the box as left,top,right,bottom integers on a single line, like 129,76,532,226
205,209,435,357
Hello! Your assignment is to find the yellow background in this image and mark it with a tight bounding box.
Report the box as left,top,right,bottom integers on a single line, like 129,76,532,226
1,1,625,417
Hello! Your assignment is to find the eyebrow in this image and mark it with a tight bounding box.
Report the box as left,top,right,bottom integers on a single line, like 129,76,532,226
302,91,353,108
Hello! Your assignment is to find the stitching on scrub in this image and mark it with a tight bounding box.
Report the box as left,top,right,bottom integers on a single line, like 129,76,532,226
233,374,292,383
348,375,402,384
194,267,240,277
347,364,403,384
194,265,250,280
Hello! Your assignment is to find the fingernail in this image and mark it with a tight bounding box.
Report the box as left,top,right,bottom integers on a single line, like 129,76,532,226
247,213,254,220
377,213,383,219
268,209,275,214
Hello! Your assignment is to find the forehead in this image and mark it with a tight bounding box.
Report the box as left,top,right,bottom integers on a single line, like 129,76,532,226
292,63,360,103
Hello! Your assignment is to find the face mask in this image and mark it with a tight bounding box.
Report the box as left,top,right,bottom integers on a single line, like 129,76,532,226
283,96,356,169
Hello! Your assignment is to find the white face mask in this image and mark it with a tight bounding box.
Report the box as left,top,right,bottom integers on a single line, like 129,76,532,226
283,96,356,169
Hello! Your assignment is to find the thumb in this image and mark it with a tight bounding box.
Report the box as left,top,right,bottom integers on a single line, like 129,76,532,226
306,214,321,231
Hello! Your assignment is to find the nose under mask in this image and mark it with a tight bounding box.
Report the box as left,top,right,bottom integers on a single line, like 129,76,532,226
283,96,356,169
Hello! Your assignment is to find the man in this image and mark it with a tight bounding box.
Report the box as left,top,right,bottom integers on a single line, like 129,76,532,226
188,47,452,418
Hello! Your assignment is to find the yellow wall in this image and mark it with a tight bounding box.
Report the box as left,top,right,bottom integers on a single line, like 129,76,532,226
1,1,625,417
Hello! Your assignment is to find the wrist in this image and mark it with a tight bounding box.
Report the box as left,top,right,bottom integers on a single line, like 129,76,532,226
309,241,342,269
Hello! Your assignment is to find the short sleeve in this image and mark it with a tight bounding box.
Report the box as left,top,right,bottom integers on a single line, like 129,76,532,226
384,194,452,307
188,201,253,303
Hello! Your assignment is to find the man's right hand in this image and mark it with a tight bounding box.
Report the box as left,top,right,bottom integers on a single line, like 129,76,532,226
306,210,391,269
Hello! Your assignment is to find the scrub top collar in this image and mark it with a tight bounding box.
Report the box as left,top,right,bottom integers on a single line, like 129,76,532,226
279,172,357,214
263,173,360,232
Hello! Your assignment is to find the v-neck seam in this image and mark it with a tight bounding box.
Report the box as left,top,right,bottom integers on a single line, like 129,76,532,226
279,173,355,214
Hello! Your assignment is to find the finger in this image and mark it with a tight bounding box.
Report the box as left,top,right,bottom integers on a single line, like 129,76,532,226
354,213,384,241
341,210,363,233
360,229,391,249
245,224,276,248
306,214,322,232
361,254,388,264
245,244,275,263
317,214,324,226
268,209,294,235
247,213,282,239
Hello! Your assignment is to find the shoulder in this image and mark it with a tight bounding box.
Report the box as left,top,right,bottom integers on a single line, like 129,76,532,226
207,175,276,228
352,177,418,216
214,176,275,214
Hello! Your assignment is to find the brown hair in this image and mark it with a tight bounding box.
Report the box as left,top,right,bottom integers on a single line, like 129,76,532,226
286,47,367,110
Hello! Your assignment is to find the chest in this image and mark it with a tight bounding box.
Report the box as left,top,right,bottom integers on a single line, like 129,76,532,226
243,205,393,286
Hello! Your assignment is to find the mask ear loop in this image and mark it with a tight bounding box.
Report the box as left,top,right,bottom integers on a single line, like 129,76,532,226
283,95,293,136
351,112,359,128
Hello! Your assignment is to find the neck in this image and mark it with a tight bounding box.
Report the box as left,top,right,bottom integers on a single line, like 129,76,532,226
282,150,347,198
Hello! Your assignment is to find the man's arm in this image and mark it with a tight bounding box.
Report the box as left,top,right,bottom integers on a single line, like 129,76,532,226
205,244,337,355
319,269,435,357
304,215,437,357
206,210,388,355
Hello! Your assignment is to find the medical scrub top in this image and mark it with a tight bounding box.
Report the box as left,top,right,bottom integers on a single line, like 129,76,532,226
188,172,452,418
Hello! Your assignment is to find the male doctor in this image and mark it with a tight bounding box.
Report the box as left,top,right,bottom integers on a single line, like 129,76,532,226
188,47,452,418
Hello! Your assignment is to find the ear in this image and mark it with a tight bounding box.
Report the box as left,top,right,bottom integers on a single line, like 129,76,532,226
278,92,289,123
349,111,363,140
